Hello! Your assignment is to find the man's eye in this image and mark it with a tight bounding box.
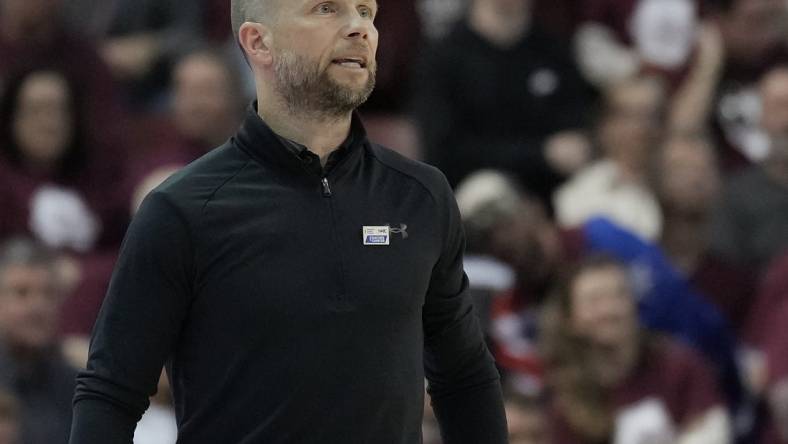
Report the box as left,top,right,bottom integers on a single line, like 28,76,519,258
358,6,374,18
316,3,336,14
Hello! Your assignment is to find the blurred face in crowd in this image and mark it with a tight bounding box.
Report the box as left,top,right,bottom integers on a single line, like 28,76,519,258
657,137,721,215
717,0,787,64
505,401,550,444
760,69,788,137
489,199,561,286
173,54,239,146
569,264,637,349
11,71,73,169
0,263,62,353
600,79,664,175
243,0,379,117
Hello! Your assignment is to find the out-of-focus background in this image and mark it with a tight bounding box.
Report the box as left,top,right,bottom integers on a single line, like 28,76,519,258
0,0,787,443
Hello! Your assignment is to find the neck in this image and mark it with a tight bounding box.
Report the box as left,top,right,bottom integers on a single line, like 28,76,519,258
661,210,708,274
257,88,352,162
468,1,530,48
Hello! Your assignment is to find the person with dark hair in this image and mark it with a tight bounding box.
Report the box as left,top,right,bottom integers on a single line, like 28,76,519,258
0,0,126,154
0,68,101,251
0,67,130,337
0,66,131,249
0,237,76,444
542,255,731,443
70,1,508,443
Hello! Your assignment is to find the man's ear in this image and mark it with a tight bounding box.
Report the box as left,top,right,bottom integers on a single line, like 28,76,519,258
239,22,274,67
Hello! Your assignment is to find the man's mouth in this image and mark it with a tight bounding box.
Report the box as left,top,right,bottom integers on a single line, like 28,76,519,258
332,57,367,69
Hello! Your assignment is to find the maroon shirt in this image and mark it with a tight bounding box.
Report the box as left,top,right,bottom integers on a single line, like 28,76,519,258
690,254,756,334
551,337,722,443
755,256,788,444
744,253,788,347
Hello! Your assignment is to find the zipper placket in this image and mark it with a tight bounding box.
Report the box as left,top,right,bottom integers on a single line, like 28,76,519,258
321,177,332,197
320,174,349,310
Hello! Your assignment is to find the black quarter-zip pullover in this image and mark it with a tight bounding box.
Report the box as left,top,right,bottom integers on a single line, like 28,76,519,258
69,105,508,444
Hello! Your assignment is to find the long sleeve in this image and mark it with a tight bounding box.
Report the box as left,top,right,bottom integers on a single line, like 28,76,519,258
69,190,194,443
422,177,508,444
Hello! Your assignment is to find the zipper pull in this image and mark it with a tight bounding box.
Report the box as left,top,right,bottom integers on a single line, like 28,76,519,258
321,177,332,197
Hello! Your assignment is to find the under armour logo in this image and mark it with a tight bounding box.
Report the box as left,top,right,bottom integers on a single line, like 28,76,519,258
387,224,408,239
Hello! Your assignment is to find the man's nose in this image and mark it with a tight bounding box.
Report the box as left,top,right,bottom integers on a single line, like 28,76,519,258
344,14,375,41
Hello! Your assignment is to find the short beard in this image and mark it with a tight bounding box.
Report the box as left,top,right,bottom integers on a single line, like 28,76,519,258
273,49,376,119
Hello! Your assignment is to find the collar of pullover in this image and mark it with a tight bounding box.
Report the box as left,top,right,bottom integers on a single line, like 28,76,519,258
234,101,368,177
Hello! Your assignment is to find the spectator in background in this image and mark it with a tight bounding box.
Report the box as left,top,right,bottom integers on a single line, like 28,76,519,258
0,67,129,337
655,133,755,332
711,67,788,269
413,0,594,206
542,255,731,444
0,68,126,250
707,0,788,170
455,168,551,408
574,0,701,89
129,48,245,212
61,0,205,109
0,238,76,444
171,49,243,152
456,171,563,393
554,76,664,241
456,169,741,409
0,0,126,151
0,391,19,444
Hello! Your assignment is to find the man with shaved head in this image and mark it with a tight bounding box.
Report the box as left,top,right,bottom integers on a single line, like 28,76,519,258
69,1,508,443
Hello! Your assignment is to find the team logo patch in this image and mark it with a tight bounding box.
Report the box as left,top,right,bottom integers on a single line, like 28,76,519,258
363,226,390,245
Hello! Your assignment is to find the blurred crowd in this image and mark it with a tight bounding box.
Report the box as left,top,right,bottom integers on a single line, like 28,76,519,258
0,0,787,443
